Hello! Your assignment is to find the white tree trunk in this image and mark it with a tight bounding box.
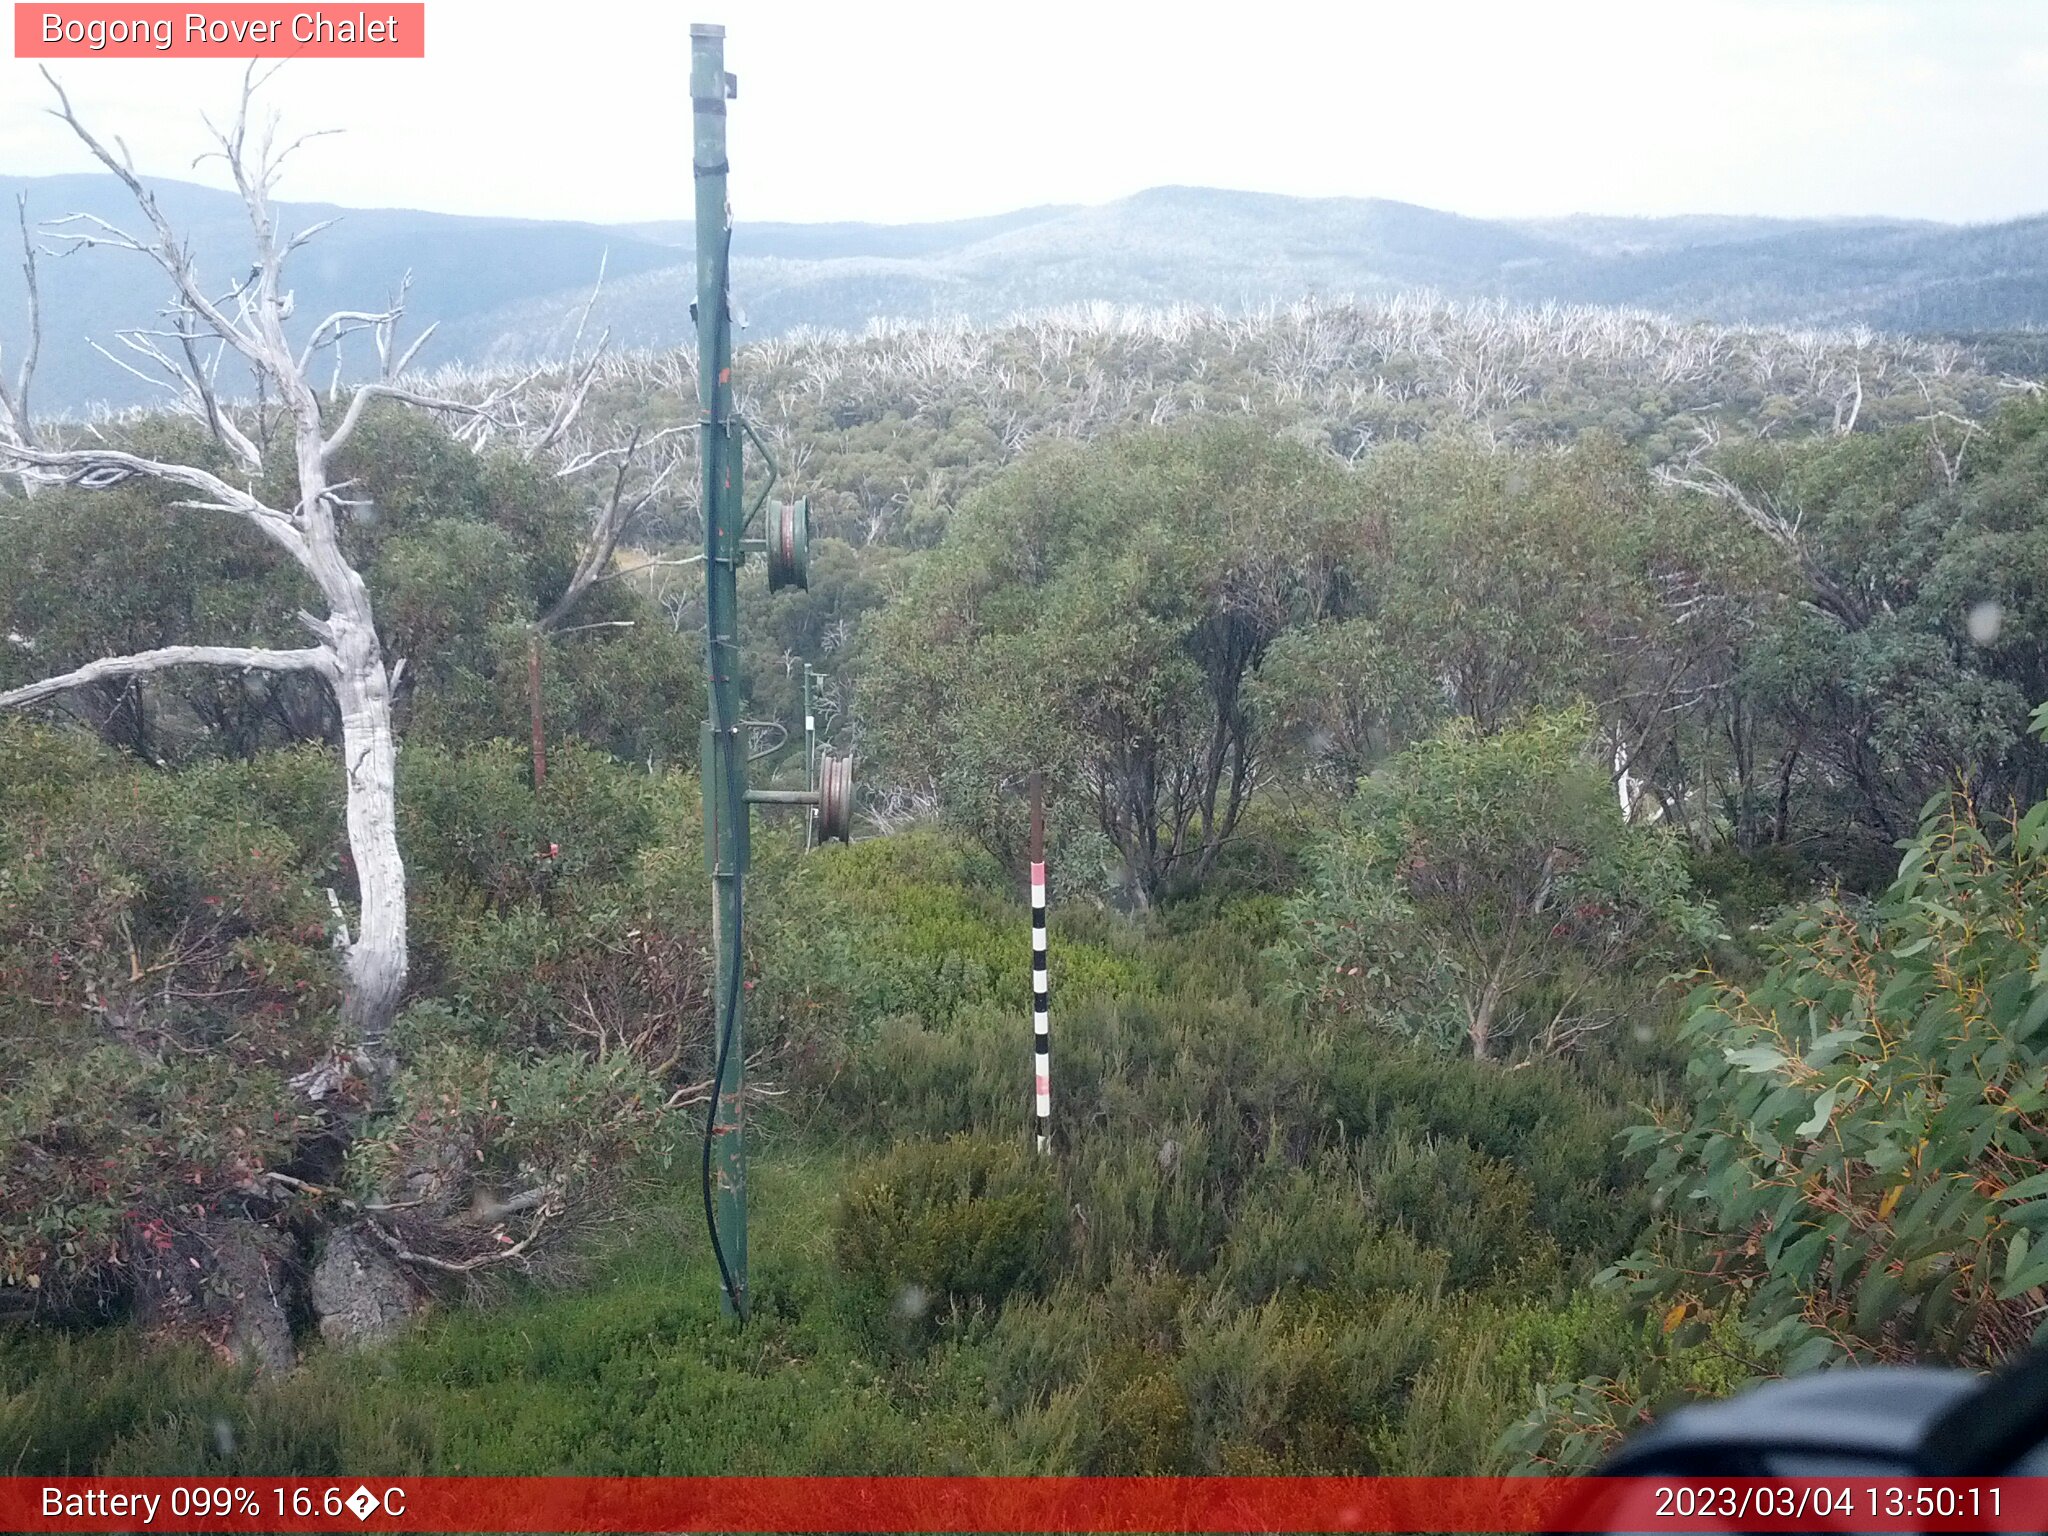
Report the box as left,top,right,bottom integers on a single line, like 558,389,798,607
296,391,409,1058
332,617,407,1055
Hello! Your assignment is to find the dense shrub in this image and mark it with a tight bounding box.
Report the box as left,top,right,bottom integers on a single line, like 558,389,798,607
1622,777,2048,1370
0,722,338,1315
1278,709,1713,1061
834,1135,1062,1343
0,722,710,1320
401,739,656,927
1327,1047,1650,1260
1524,738,2048,1467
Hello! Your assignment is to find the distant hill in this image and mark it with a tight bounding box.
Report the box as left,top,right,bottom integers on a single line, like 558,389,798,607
3,176,2043,412
619,205,1077,260
0,173,685,414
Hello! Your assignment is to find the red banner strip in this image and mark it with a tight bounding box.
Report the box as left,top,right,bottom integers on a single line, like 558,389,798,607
4,1476,2046,1532
14,5,425,58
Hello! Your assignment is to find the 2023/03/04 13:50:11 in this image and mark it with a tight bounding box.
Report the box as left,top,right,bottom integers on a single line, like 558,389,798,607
1647,1483,2005,1523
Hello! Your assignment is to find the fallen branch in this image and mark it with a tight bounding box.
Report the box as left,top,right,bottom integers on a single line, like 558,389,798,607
365,1207,556,1275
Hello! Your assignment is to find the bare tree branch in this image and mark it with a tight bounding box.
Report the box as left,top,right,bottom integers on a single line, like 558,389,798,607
1655,429,1872,628
0,644,335,710
593,553,704,585
0,441,306,557
298,307,395,373
40,68,277,384
540,426,642,631
0,193,41,450
365,1208,558,1276
568,248,607,358
550,619,636,638
322,378,515,464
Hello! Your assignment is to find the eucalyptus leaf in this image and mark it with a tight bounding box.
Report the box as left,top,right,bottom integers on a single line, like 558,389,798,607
1723,1044,1792,1076
1796,1087,1839,1138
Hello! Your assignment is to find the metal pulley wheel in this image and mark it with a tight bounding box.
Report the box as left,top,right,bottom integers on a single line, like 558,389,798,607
815,751,854,844
767,497,810,593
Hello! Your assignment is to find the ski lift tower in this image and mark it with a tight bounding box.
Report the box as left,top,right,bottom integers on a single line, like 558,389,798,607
691,21,854,1321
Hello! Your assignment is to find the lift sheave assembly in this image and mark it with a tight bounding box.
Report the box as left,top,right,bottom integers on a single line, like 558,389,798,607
691,22,849,1322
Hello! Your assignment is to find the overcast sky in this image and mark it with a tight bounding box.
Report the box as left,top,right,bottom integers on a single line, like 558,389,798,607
4,0,2045,227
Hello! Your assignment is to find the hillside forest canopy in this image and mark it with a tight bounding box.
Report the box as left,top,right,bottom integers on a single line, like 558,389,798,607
6,72,2048,1483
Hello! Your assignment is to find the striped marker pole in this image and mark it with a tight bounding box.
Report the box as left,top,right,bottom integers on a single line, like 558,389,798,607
1029,772,1051,1153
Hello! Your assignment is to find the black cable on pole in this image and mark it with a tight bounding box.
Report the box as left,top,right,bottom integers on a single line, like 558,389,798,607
701,884,743,1313
698,218,744,1318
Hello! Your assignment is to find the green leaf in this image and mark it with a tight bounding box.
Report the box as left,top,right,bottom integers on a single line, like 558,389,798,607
1855,1270,1902,1336
1756,1084,1808,1130
1998,1246,2048,1301
2017,802,2048,857
2001,1173,2048,1204
1781,1227,1829,1284
1796,1087,1839,1138
2008,1231,2032,1288
1804,1026,1867,1067
2019,989,2048,1039
1782,1334,1838,1373
1724,1044,1792,1076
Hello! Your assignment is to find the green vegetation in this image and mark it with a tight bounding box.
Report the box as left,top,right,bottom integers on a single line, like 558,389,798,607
7,311,2048,1476
1278,710,1712,1060
1516,735,2048,1467
3,828,1655,1475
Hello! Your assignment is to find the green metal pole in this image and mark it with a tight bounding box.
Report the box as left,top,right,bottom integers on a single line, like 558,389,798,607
691,21,747,1320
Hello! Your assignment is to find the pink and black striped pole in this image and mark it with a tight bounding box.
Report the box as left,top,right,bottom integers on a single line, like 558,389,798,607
1029,771,1051,1153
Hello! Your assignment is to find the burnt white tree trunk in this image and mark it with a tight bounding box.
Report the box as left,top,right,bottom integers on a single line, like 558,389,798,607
316,559,408,1055
0,69,513,1072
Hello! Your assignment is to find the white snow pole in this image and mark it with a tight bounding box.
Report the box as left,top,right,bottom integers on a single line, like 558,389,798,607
1029,771,1051,1153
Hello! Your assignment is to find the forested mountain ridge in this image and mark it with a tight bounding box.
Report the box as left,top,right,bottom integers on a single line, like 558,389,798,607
5,173,2045,410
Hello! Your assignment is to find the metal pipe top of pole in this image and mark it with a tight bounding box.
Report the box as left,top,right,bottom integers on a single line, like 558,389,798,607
689,30,735,110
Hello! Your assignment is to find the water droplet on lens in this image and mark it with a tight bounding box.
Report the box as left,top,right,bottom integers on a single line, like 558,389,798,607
1968,600,2003,646
894,1283,929,1319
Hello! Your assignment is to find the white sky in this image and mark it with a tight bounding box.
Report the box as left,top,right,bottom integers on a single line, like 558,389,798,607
3,0,2045,226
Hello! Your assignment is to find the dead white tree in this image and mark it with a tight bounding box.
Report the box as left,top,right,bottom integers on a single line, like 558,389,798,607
0,69,506,1079
0,193,41,457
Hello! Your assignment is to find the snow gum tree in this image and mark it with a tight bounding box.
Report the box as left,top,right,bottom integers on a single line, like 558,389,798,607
0,71,512,1077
